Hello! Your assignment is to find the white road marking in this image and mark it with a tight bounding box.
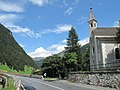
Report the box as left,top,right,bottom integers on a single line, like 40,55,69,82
35,80,64,90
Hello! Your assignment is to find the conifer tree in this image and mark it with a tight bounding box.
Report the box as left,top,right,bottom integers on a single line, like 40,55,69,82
65,27,81,71
65,27,80,54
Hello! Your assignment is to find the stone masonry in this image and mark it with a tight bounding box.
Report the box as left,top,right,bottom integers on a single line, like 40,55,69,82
68,71,120,89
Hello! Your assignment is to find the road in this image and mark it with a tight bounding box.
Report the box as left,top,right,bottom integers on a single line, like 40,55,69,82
13,75,115,90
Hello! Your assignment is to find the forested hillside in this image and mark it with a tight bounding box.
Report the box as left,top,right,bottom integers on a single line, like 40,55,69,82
0,23,36,71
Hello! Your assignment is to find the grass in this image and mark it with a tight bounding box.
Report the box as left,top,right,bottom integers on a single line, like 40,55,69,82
1,77,16,90
44,78,58,81
0,64,33,75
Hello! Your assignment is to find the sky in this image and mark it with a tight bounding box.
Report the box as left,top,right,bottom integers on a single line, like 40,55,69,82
0,0,120,58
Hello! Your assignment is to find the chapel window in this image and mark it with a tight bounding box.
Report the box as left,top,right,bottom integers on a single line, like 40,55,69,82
115,48,120,59
94,23,96,27
92,46,94,54
91,23,93,27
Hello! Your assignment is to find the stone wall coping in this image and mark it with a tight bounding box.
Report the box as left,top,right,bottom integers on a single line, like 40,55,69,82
69,71,120,74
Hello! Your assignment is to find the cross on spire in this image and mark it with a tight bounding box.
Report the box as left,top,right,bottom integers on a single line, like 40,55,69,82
89,6,96,21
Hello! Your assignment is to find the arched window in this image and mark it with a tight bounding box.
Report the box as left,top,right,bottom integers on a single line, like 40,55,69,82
115,48,120,59
94,23,96,27
91,23,93,27
92,46,94,54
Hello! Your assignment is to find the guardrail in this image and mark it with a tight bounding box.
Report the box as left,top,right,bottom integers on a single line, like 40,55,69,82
0,74,7,89
5,74,25,90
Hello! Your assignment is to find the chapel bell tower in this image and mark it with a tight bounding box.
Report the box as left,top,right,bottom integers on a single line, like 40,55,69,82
88,7,97,32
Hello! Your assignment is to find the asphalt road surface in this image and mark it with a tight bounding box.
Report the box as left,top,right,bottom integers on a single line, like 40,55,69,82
14,76,115,90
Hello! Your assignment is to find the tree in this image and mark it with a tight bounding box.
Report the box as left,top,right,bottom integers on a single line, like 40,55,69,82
62,52,78,77
41,27,90,78
41,55,63,78
65,27,81,70
65,27,80,54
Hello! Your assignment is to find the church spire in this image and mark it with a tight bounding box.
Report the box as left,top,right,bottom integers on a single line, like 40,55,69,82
88,7,97,31
90,7,95,21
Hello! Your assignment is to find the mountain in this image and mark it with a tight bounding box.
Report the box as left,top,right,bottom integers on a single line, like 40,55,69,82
33,57,44,67
33,57,44,61
56,43,90,57
80,43,90,53
56,51,65,57
0,23,36,71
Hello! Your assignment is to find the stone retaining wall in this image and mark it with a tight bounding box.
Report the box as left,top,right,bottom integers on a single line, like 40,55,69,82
68,71,120,89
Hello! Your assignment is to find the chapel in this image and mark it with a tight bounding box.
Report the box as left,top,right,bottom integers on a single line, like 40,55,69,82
88,7,120,71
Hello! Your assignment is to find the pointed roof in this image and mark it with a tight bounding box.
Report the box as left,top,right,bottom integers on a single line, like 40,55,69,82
89,7,96,21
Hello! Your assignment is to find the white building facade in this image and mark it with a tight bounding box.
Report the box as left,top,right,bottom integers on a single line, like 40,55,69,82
89,8,120,71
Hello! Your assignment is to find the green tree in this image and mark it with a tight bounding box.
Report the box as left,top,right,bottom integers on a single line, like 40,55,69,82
62,52,78,76
42,55,63,78
65,27,81,70
66,27,80,54
41,27,90,78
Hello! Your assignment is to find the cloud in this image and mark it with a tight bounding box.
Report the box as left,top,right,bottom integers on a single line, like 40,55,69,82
7,24,71,38
52,24,72,34
113,20,120,27
0,1,24,13
3,23,71,38
6,24,41,38
28,47,52,58
28,0,49,6
75,0,80,3
28,40,67,58
42,24,72,34
76,16,88,24
19,43,25,48
0,14,20,24
64,7,74,16
49,44,66,54
79,37,89,46
0,13,41,38
28,37,89,58
61,0,68,8
62,39,67,44
63,0,68,7
0,14,41,38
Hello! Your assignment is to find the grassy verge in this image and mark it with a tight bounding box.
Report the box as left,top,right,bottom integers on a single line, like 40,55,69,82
44,78,58,81
0,64,33,74
1,77,16,90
